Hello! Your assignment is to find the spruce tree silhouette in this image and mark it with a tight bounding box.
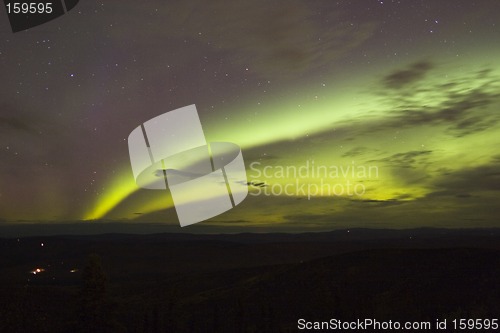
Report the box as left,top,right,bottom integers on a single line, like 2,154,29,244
77,254,124,333
78,254,108,332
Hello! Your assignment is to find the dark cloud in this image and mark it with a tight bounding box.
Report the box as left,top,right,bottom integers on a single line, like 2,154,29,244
0,104,39,134
369,150,433,169
432,161,500,193
441,90,499,137
397,160,500,225
424,190,473,199
341,146,373,158
279,65,500,156
351,199,406,207
382,61,434,89
379,66,500,137
0,115,36,133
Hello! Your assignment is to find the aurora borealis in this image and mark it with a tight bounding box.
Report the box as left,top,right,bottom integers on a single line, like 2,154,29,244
1,0,499,232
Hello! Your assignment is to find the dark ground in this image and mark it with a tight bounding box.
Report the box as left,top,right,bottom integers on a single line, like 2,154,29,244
0,228,499,332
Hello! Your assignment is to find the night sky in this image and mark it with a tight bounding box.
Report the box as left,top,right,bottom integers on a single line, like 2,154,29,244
1,0,499,232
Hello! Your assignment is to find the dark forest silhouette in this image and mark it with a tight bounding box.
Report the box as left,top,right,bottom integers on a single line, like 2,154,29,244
0,229,499,332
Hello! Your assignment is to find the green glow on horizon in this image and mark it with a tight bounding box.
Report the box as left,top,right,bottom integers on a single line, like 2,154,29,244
84,170,138,220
